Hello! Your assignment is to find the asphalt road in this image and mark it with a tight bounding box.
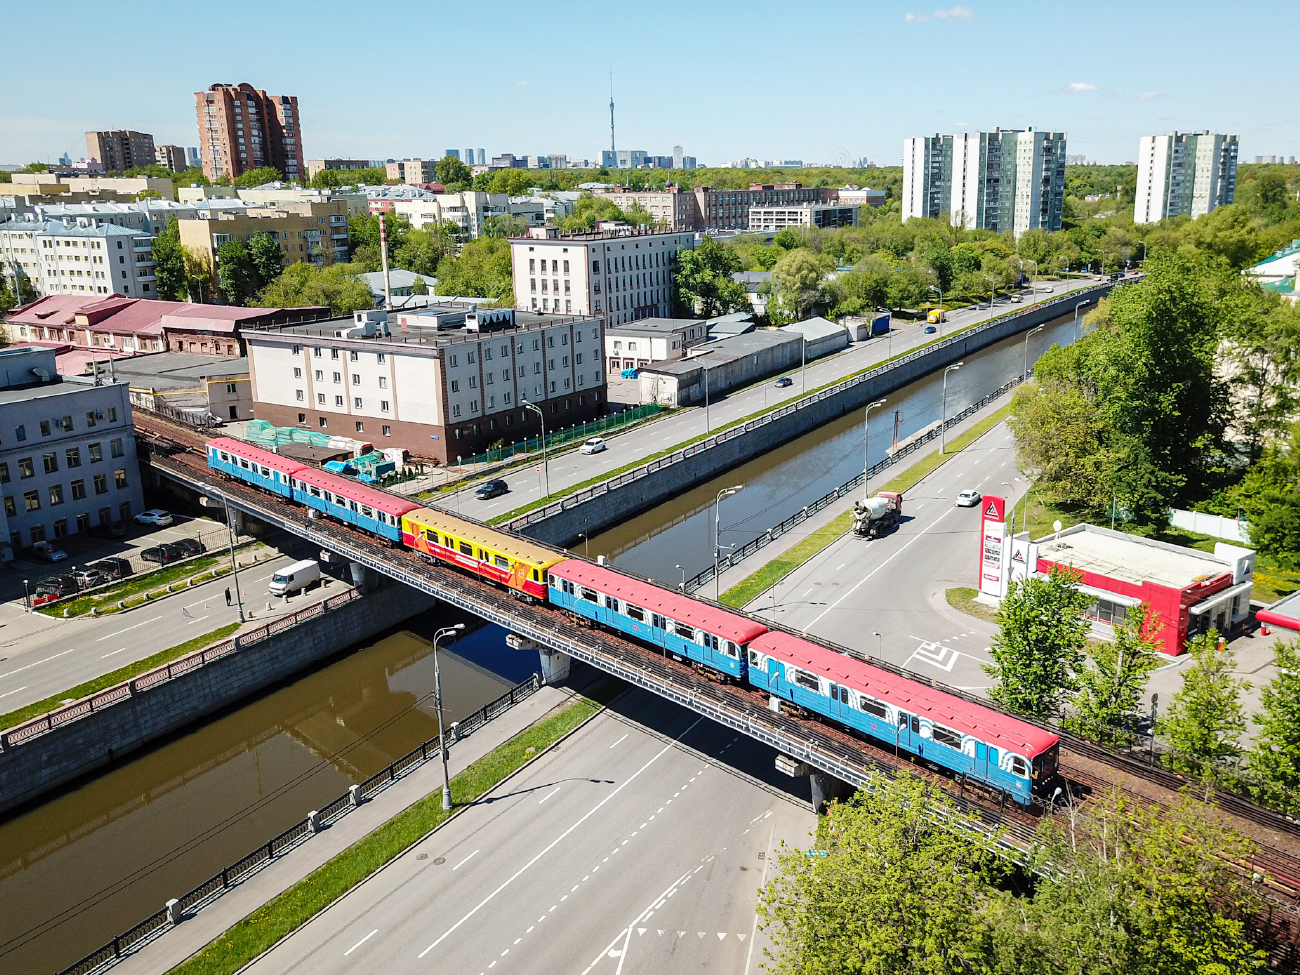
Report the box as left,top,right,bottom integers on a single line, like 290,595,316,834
241,688,815,975
437,282,1101,522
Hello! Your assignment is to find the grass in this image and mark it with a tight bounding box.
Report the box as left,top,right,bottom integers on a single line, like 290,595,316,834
0,623,240,731
945,587,1000,625
719,404,1014,608
168,684,620,975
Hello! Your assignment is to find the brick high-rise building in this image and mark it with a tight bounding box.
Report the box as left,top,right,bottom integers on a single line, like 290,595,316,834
85,131,156,173
194,83,304,183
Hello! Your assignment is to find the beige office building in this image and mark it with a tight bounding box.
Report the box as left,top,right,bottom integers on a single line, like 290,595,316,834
177,201,350,285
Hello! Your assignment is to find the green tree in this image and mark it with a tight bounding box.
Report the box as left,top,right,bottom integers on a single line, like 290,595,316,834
481,214,530,238
758,773,1003,975
772,227,803,251
349,212,411,272
675,236,745,317
216,240,256,305
256,262,373,316
248,230,285,287
1247,638,1300,813
151,218,188,301
1067,603,1162,744
1158,632,1248,780
828,258,890,317
770,249,831,322
0,265,38,312
885,264,936,310
182,246,214,302
411,275,429,296
393,225,457,276
985,566,1092,717
436,155,472,186
434,237,513,302
234,166,284,188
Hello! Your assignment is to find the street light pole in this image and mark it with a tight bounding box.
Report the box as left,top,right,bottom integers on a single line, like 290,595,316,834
676,563,685,591
940,362,963,455
433,623,465,811
578,532,588,557
522,401,549,498
1073,300,1088,341
801,334,807,393
714,484,744,601
207,485,245,623
703,366,710,434
863,398,886,499
928,285,944,337
983,275,996,310
1023,325,1044,380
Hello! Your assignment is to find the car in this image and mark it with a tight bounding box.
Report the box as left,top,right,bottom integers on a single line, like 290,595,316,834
173,537,206,556
579,438,607,455
955,489,983,508
31,540,68,562
136,509,174,527
474,479,509,500
76,558,131,588
141,543,184,564
34,574,78,598
1008,293,1022,303
774,376,794,388
88,521,127,539
923,325,937,334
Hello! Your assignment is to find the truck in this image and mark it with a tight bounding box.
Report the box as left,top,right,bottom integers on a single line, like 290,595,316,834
851,492,903,539
269,559,321,596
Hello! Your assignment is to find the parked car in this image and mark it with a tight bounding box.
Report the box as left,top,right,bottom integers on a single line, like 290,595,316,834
31,541,68,562
774,376,794,388
955,489,983,508
474,479,509,500
34,574,77,598
88,521,127,539
75,558,131,588
923,325,937,334
136,509,174,527
580,438,607,455
173,537,206,557
141,543,183,564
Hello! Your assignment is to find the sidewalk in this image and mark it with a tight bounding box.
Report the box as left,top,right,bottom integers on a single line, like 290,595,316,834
110,681,587,975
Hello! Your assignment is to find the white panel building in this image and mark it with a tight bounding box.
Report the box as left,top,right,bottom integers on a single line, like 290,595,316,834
1134,131,1239,225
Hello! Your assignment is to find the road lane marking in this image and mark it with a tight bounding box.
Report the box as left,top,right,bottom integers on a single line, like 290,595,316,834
185,615,210,626
537,786,561,804
418,717,703,959
452,849,479,871
95,616,162,642
344,929,378,956
101,647,126,658
609,733,628,749
0,647,80,680
0,686,27,699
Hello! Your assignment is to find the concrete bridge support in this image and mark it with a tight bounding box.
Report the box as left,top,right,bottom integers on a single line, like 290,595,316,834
508,634,570,684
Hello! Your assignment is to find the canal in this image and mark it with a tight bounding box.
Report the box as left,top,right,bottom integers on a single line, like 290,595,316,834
0,608,538,975
585,309,1081,584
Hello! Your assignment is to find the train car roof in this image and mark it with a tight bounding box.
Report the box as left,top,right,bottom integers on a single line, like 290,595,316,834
403,508,567,567
550,560,770,645
751,630,1059,757
292,467,421,517
206,437,307,477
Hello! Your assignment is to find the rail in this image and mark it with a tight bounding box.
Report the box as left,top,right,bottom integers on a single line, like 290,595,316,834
54,673,542,975
0,588,361,750
505,284,1109,533
682,374,1027,593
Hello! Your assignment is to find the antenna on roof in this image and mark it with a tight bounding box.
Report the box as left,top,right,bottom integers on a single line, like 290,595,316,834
609,71,616,163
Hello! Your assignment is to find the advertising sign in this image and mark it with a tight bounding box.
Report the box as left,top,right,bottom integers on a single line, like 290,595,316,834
979,495,1008,598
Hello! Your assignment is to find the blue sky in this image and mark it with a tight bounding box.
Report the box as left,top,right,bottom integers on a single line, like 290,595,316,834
3,0,1295,168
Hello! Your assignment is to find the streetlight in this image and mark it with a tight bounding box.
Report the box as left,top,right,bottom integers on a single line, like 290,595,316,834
1001,481,1015,536
863,398,886,499
983,275,996,311
1023,325,1044,380
1023,259,1038,293
521,400,549,498
703,366,711,435
206,484,245,623
928,285,944,337
676,564,686,591
1138,240,1147,265
715,484,744,601
872,631,882,656
1073,300,1088,341
433,622,465,811
800,333,807,393
578,532,588,557
22,579,30,613
940,362,962,455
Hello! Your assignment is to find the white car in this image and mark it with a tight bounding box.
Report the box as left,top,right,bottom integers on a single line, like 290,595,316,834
31,541,68,562
955,489,982,508
579,438,607,455
136,509,174,527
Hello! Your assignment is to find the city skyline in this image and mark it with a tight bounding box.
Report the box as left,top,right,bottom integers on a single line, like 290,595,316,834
2,0,1297,169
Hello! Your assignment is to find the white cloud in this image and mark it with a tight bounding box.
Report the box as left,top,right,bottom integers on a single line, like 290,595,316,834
1138,91,1165,101
1065,82,1101,93
904,5,974,23
517,80,529,87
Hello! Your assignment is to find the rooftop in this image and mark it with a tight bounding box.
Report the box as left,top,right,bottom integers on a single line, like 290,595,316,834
250,308,600,350
0,373,117,407
781,316,846,340
1034,524,1235,590
0,218,149,238
99,352,249,389
606,317,704,336
639,329,800,378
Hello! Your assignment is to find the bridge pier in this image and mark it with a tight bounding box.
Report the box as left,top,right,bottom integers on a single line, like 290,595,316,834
809,771,851,814
507,634,569,684
348,561,379,594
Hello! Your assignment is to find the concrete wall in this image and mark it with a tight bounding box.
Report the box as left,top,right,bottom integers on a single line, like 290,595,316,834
523,288,1111,547
0,581,437,814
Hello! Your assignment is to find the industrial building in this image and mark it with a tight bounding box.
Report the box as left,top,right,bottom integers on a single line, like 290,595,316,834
747,203,859,232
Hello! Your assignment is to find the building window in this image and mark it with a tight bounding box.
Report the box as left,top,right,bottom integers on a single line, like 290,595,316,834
354,397,363,408
452,404,461,417
296,389,304,401
377,353,386,363
350,350,358,361
2,496,12,516
89,443,102,462
315,369,324,381
378,376,388,389
119,501,131,521
0,463,7,484
29,525,45,544
23,490,40,511
450,380,459,392
317,393,325,404
333,372,341,383
380,400,390,412
66,447,81,467
319,417,328,428
94,473,107,494
18,457,33,479
114,469,128,489
109,438,124,459
382,425,391,437
355,421,364,433
71,479,86,500
298,413,307,424
85,411,97,427
40,420,51,437
352,374,360,385
107,408,117,422
334,395,344,407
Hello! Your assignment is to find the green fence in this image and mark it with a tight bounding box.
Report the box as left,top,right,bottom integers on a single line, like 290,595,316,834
452,403,665,467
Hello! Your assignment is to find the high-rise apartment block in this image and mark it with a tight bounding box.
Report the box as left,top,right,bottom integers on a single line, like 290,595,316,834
903,128,1067,235
194,83,304,183
1134,131,1239,225
155,145,188,172
386,159,439,185
85,131,156,174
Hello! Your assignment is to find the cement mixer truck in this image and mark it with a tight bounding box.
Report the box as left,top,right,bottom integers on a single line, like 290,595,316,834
851,491,902,539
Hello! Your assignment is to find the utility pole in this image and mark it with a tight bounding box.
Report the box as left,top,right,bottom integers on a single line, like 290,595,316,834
609,72,616,165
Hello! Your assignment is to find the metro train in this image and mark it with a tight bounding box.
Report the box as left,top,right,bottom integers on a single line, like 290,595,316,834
206,436,1059,806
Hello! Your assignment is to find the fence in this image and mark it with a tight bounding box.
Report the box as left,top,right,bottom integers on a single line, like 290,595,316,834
1169,508,1251,544
54,672,542,975
0,588,362,751
506,285,1109,534
682,375,1026,593
453,403,665,467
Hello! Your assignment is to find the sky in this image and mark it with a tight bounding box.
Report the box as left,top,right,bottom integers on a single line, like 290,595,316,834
3,0,1296,169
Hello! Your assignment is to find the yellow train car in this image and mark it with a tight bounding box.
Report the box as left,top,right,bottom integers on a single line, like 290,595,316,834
400,507,565,600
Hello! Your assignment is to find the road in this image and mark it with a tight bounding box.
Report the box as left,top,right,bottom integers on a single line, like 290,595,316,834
240,688,815,975
437,281,1102,521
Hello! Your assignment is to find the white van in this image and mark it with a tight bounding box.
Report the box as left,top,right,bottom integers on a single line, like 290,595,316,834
269,559,321,596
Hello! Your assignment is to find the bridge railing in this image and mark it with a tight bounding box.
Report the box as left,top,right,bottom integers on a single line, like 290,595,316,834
506,285,1107,532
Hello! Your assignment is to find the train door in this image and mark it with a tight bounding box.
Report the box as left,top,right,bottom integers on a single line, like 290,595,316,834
829,684,849,723
897,711,919,754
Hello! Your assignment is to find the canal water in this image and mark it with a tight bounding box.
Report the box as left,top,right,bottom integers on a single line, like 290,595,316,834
585,310,1082,584
0,608,539,975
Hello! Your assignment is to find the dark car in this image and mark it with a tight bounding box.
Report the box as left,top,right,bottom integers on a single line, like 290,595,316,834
774,376,794,388
88,521,128,540
474,479,509,500
34,574,78,598
76,557,132,588
173,537,206,557
924,325,938,334
141,543,184,565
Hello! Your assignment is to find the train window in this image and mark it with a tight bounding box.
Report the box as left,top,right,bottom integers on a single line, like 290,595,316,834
989,747,999,768
309,487,321,497
748,650,763,669
860,696,888,719
898,711,909,728
627,605,645,622
361,506,373,518
932,725,962,750
581,587,599,602
975,743,986,760
674,623,694,640
793,670,820,693
911,715,920,734
1010,756,1028,778
564,580,576,595
547,574,556,587
533,569,540,582
459,542,473,556
494,556,510,569
260,466,270,476
723,641,738,658
219,451,230,462
239,458,250,469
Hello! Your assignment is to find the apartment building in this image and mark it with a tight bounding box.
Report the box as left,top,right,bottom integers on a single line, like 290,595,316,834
748,203,859,232
386,159,439,185
591,186,698,231
245,307,607,462
85,131,155,173
604,318,707,373
693,183,834,231
177,201,351,279
306,158,372,181
155,145,188,172
0,347,143,555
0,219,156,298
8,172,177,200
510,226,694,328
903,128,1067,235
1134,131,1239,225
194,83,304,183
391,192,511,237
